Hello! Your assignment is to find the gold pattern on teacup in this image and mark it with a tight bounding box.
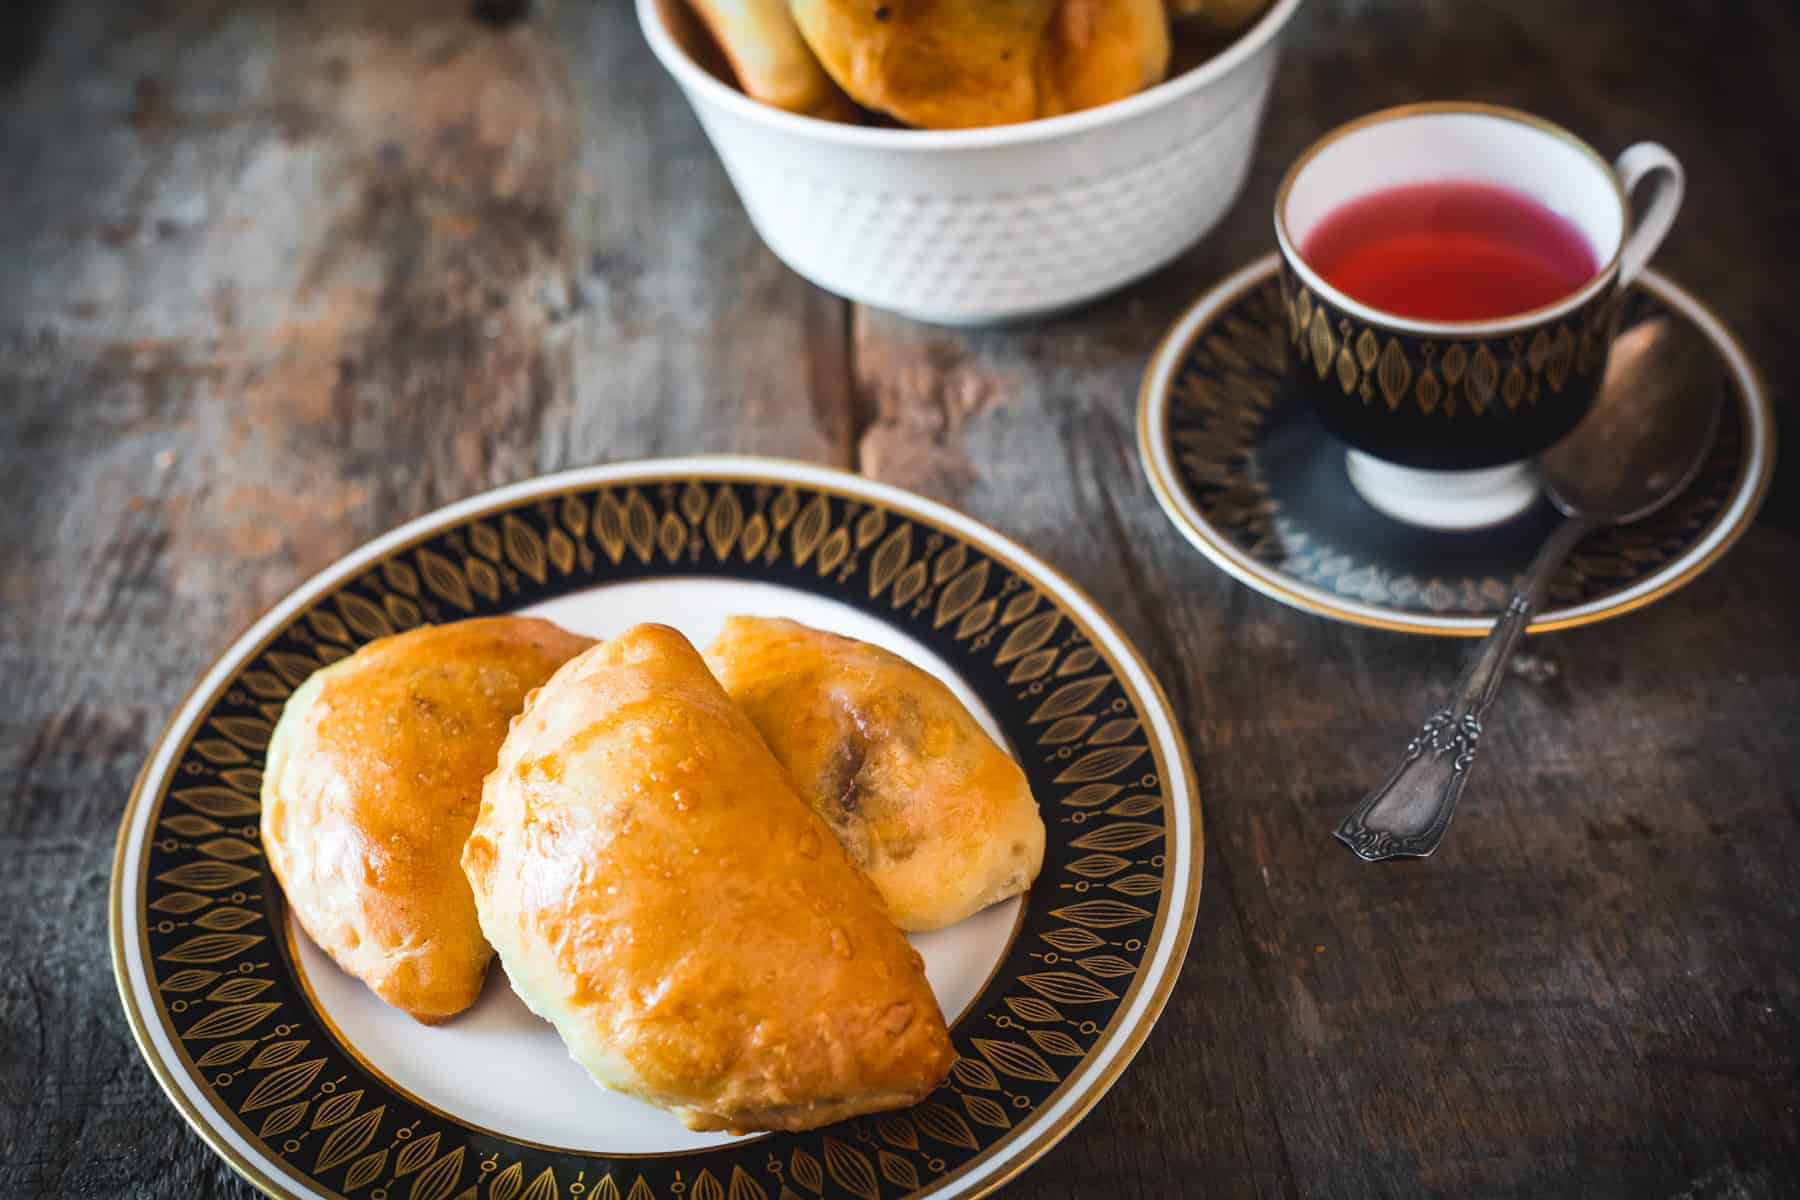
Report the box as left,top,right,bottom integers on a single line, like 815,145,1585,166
1284,280,1609,419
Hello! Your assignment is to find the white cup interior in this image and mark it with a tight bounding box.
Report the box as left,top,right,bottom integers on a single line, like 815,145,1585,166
1282,110,1623,271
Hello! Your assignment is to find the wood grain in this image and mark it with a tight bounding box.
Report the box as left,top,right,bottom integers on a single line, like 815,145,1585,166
1,0,1796,1197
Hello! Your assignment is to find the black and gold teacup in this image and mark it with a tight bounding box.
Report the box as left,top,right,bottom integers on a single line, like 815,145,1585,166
1273,102,1683,529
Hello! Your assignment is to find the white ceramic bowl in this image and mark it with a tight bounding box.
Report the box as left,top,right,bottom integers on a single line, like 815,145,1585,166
638,0,1304,325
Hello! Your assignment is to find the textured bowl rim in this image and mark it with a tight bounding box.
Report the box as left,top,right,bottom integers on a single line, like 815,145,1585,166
635,0,1305,150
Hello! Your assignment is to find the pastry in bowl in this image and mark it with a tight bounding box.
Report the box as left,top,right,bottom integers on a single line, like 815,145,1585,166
789,0,1058,128
261,617,594,1024
1040,0,1171,117
463,624,955,1132
704,616,1045,932
684,0,858,120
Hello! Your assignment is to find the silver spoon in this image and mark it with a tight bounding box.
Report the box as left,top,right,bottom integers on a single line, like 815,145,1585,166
1335,317,1721,862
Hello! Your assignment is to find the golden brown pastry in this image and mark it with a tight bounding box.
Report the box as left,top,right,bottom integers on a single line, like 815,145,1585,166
261,617,594,1024
1167,0,1269,34
682,0,860,120
1039,0,1171,116
463,624,954,1132
703,616,1045,932
790,0,1060,129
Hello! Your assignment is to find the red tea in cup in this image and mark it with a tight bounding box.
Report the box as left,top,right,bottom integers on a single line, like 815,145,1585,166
1298,181,1597,322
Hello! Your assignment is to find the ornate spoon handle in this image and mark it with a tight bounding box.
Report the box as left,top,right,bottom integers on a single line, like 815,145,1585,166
1335,516,1591,862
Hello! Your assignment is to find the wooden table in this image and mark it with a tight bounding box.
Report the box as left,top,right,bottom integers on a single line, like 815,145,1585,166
4,1,1797,1196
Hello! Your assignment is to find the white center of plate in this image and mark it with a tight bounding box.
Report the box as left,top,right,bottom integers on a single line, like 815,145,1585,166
290,578,1026,1155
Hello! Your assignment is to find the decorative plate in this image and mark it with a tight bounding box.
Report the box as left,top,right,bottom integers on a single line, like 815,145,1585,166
1138,254,1776,636
111,457,1202,1200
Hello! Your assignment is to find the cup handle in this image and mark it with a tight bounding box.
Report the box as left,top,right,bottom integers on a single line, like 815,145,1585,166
1613,142,1684,289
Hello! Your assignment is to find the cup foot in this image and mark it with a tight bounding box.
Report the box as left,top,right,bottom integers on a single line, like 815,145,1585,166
1345,452,1540,530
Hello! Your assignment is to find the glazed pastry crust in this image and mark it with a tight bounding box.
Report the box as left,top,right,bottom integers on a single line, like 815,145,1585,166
463,624,954,1132
261,617,594,1024
683,0,860,119
790,0,1059,129
1039,0,1171,117
704,616,1046,932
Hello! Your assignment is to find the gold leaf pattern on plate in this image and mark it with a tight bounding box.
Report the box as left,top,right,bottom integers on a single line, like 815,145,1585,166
1030,677,1108,724
1076,954,1140,979
1065,853,1130,879
417,548,474,611
251,1039,309,1070
934,560,989,628
394,1130,440,1176
789,494,831,566
950,1055,1001,1091
241,1058,325,1111
310,1088,362,1129
706,488,744,562
160,932,264,964
1059,783,1121,809
204,974,272,1001
972,1038,1058,1083
1005,995,1064,1023
912,1101,978,1150
521,1164,559,1200
160,814,222,837
1053,746,1145,784
193,1040,254,1068
504,514,548,585
1105,793,1162,818
1038,927,1105,953
1018,971,1119,1005
1049,899,1154,930
954,597,998,640
962,1093,1011,1130
258,1100,308,1139
1108,874,1163,898
183,1001,281,1040
728,1167,768,1200
195,837,260,862
994,611,1059,664
337,591,395,642
173,786,259,819
191,739,249,766
487,1161,524,1200
789,1148,822,1194
656,512,687,563
688,1170,723,1200
1037,716,1094,745
239,669,289,700
208,722,272,759
879,1150,921,1191
822,1138,879,1200
150,891,212,915
1006,647,1058,683
409,1146,466,1200
158,967,221,993
343,1148,388,1193
314,1105,385,1172
1068,822,1162,853
1027,1028,1087,1058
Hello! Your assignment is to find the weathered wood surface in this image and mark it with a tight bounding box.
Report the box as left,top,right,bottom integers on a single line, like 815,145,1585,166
2,0,1796,1197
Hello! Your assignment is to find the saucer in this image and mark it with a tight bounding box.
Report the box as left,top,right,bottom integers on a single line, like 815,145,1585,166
1137,254,1775,636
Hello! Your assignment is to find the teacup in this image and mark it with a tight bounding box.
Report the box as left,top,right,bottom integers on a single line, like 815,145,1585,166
1273,102,1683,529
